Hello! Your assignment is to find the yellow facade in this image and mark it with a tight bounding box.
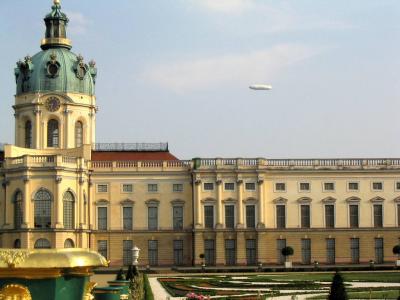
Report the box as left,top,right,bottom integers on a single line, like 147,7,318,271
0,1,399,268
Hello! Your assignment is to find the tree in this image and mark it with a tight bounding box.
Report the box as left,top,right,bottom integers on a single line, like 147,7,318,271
115,268,126,280
393,245,400,258
281,246,294,262
328,271,348,300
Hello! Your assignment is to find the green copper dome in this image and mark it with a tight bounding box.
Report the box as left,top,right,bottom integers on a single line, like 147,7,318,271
14,1,97,96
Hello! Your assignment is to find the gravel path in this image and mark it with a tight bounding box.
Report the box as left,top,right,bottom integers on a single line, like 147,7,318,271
148,277,186,300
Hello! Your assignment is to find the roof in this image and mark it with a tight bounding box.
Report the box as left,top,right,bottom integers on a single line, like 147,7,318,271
91,151,179,161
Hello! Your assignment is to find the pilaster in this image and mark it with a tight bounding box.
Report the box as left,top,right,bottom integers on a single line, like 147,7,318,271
55,175,63,228
216,179,223,228
237,178,244,228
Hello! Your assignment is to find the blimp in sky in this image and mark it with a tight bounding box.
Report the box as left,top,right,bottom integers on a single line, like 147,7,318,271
249,84,272,90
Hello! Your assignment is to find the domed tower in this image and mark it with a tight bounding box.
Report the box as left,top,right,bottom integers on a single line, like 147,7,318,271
14,0,97,150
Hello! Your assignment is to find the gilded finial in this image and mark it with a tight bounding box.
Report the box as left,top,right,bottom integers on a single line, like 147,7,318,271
54,0,60,5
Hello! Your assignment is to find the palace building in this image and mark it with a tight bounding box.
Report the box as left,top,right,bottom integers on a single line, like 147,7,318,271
0,1,399,267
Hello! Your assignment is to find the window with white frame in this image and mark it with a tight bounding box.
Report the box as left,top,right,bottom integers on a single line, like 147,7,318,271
246,205,256,228
225,205,235,228
98,240,107,259
325,204,335,228
276,205,286,229
348,182,359,191
301,204,310,228
97,184,108,193
245,182,256,191
349,204,359,228
372,181,383,191
148,206,158,230
396,182,400,191
173,183,183,192
203,183,214,191
204,205,214,228
224,182,235,191
275,182,286,192
97,206,107,230
324,182,335,191
123,206,133,230
122,184,133,193
373,204,383,228
299,182,310,192
148,184,158,192
173,206,183,230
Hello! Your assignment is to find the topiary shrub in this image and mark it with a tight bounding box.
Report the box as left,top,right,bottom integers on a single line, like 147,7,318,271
281,246,294,262
393,245,400,257
328,271,348,300
116,268,126,280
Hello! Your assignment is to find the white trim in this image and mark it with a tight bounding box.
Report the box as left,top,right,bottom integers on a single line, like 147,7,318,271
298,181,311,193
223,182,236,192
244,181,257,191
322,181,335,192
274,182,286,193
347,181,360,192
203,182,215,191
121,183,133,194
96,183,108,193
172,183,184,193
371,181,384,192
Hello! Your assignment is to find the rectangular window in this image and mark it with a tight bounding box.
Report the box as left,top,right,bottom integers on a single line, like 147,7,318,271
225,239,236,266
123,206,133,230
348,182,359,191
326,238,335,264
375,238,384,264
372,182,383,191
245,182,256,191
98,240,107,259
173,184,183,192
204,205,214,229
276,205,286,229
204,183,214,191
301,205,310,228
246,239,257,265
148,207,158,230
224,182,235,191
122,184,133,193
277,239,286,264
398,204,400,227
373,204,383,228
299,182,310,191
246,205,256,228
349,205,359,228
123,240,133,266
204,239,215,266
301,238,311,264
275,183,286,191
350,238,360,264
148,240,158,266
173,206,183,230
324,182,335,191
148,184,158,192
225,205,235,229
97,207,107,230
97,184,108,193
396,182,400,191
173,240,184,266
325,205,335,228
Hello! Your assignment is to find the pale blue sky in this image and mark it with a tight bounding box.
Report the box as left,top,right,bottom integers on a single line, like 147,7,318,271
0,0,399,159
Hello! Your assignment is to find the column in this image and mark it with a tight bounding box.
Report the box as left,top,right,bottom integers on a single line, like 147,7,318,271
22,176,30,228
14,113,19,147
237,179,244,228
194,179,202,228
55,175,63,228
34,108,41,149
2,180,10,227
258,178,265,228
236,231,246,265
79,171,85,228
64,109,72,148
216,179,223,228
88,179,94,229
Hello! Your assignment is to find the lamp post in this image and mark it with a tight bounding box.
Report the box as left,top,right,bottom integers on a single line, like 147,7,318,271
131,246,140,266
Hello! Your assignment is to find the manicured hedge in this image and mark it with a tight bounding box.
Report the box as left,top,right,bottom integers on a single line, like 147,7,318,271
143,274,154,300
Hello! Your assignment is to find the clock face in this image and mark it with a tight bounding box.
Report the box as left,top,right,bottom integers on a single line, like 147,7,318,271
46,97,61,112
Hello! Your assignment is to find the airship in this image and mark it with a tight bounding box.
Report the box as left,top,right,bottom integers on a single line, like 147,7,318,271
249,84,272,90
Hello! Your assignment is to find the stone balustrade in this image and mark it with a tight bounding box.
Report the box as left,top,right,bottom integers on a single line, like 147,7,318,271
3,155,84,169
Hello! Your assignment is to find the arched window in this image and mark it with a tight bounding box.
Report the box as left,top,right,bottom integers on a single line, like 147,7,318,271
47,119,59,147
63,191,75,229
64,239,75,248
75,121,83,147
34,238,51,249
14,239,21,249
25,120,32,148
34,189,52,228
14,191,23,229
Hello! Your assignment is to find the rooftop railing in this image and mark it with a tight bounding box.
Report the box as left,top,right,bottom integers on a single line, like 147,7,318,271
93,143,168,152
194,158,400,170
90,160,192,170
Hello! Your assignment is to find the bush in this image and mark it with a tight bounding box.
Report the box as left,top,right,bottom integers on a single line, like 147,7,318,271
116,268,126,280
328,271,348,300
281,246,294,257
393,245,400,256
144,273,154,300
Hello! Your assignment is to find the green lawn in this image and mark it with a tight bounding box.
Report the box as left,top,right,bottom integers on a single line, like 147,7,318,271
310,289,400,299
